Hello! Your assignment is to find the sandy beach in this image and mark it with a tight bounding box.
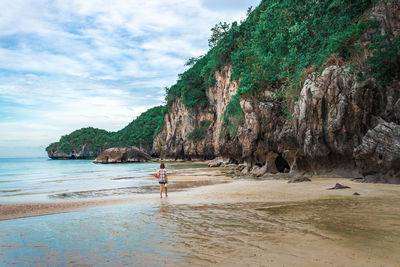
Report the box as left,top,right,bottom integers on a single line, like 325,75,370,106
1,165,400,266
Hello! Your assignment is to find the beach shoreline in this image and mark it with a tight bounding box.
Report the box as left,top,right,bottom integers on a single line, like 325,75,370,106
2,167,400,266
1,167,400,220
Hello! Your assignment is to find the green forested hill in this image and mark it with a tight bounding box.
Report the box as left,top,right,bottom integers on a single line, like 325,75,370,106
46,106,164,155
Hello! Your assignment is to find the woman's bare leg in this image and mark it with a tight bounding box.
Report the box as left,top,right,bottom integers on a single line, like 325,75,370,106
165,185,168,197
159,184,163,198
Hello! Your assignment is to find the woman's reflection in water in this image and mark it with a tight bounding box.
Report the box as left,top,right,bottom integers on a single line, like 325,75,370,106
159,199,170,219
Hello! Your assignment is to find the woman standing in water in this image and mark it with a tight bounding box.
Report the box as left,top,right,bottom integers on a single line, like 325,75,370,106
155,163,168,198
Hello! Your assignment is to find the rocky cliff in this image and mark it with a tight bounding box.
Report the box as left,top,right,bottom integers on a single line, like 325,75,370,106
154,65,400,182
47,144,102,159
153,65,238,160
153,1,400,182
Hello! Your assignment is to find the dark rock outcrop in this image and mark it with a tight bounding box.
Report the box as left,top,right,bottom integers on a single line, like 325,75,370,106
354,122,400,182
47,144,101,159
94,147,152,164
208,157,231,167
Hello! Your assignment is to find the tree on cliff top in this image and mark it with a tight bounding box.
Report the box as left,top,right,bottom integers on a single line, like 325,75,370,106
208,22,231,48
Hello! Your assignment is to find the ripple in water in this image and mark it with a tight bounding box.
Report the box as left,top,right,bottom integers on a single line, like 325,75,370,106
1,198,400,266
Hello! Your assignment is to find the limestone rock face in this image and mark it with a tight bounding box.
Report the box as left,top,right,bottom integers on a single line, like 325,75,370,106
354,122,400,182
47,144,101,159
153,63,399,182
153,65,237,160
153,1,400,182
94,147,152,164
291,66,384,172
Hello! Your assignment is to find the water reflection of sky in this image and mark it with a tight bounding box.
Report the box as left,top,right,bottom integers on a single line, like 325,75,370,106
0,158,209,202
0,200,278,266
0,202,187,266
4,198,398,266
0,158,160,202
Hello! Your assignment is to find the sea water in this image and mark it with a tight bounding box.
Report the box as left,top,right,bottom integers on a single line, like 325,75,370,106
0,157,160,202
0,202,189,266
0,158,211,265
0,158,221,266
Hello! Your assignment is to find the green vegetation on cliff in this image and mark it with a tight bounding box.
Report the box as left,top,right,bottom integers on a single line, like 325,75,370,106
46,106,164,154
46,127,111,155
165,0,398,109
187,120,212,142
224,94,244,137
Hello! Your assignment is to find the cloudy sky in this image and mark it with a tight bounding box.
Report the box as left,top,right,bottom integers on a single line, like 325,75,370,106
0,0,260,157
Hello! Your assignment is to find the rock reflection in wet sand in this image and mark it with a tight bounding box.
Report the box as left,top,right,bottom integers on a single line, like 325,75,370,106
1,197,400,266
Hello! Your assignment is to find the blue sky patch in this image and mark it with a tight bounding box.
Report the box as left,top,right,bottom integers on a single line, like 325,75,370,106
0,0,260,157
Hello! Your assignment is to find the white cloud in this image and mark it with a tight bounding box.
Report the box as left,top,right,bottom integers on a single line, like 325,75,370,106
0,0,260,157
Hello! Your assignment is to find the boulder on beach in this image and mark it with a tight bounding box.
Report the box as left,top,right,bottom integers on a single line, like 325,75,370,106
94,146,152,163
328,183,351,190
208,157,231,167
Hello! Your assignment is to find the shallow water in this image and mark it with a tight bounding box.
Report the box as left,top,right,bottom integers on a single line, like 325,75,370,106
0,158,204,202
1,196,400,266
0,202,185,266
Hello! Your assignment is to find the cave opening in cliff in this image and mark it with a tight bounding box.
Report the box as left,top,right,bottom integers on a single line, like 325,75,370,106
275,154,290,173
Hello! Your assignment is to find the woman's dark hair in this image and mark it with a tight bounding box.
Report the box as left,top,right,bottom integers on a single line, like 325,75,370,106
160,163,165,169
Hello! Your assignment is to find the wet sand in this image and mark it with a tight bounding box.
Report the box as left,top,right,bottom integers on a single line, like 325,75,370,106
169,176,400,266
0,167,233,221
1,166,400,266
